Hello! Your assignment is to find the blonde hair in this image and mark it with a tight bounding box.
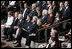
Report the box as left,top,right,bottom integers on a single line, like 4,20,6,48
48,9,53,14
32,3,37,9
37,18,42,22
33,16,38,20
37,18,42,25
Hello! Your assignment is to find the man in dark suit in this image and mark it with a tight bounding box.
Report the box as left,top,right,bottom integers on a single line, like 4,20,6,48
62,1,70,20
22,2,30,20
29,3,38,17
62,1,71,30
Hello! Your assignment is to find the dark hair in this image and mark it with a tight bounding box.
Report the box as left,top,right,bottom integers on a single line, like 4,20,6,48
8,11,14,16
27,14,32,21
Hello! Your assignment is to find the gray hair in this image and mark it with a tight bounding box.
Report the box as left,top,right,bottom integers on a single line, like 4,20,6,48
42,9,48,15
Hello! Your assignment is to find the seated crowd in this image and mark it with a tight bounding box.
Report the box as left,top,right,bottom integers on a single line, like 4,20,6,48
1,1,71,48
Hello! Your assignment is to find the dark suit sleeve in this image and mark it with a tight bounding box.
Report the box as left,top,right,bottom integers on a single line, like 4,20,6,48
66,8,70,18
62,7,71,19
23,8,30,20
27,24,37,33
18,20,25,28
11,19,19,26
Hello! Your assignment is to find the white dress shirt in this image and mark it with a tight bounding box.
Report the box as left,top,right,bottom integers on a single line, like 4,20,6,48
23,8,27,18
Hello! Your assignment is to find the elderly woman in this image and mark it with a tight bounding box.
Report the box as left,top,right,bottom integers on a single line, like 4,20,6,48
41,9,48,24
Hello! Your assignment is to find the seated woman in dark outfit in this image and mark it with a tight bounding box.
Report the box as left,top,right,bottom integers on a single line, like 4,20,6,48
25,18,45,48
21,14,32,37
25,16,38,48
22,15,32,30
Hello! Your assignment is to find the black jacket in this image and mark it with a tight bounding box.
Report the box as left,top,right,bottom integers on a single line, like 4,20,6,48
29,10,38,17
22,20,32,29
11,18,19,27
26,22,37,34
58,8,64,18
23,8,30,20
62,7,71,19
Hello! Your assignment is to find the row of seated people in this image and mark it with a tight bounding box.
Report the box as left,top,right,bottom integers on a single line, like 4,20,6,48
1,1,71,31
2,10,71,48
1,1,71,48
2,11,43,47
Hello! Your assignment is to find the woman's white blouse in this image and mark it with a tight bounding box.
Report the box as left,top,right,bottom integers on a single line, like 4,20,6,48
6,16,14,26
